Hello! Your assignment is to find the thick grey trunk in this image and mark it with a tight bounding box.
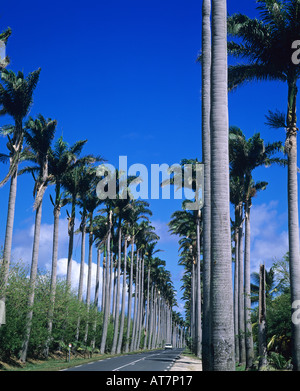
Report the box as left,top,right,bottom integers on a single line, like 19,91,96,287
0,170,18,319
210,0,235,371
196,213,202,358
201,0,212,371
288,130,300,370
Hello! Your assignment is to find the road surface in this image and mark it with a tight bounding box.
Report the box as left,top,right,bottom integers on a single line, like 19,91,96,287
63,348,183,372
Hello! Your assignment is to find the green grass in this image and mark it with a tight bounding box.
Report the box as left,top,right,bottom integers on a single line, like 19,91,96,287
0,353,109,371
181,347,202,361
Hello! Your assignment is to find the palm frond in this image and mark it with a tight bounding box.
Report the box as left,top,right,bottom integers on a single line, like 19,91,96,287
265,109,287,129
228,63,286,91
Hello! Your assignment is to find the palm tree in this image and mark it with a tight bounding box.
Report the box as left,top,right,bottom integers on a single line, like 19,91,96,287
83,178,102,344
0,68,41,320
210,0,235,371
63,158,101,288
19,114,57,362
229,126,285,367
227,0,300,369
230,174,245,364
201,0,212,370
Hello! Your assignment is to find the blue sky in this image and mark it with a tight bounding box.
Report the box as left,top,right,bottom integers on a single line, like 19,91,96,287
0,0,292,315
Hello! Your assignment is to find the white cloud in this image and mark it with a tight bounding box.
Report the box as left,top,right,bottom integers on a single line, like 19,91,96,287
152,219,178,244
57,258,103,302
12,217,79,269
249,200,288,272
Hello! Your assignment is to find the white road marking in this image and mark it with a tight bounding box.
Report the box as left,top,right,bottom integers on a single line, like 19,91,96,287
112,353,161,371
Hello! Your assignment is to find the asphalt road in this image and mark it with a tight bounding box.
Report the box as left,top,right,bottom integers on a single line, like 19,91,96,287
63,348,183,372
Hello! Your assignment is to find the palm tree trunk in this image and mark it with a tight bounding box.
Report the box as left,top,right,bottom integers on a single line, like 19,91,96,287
210,0,235,371
244,201,254,368
45,204,60,357
148,283,154,349
20,201,43,362
125,237,134,353
286,79,300,371
91,247,101,349
196,211,202,358
111,225,122,354
117,237,128,353
233,224,239,362
75,212,87,341
100,212,112,354
131,250,139,351
190,261,195,353
101,250,106,313
201,0,212,372
238,218,246,365
0,170,18,325
66,197,76,287
137,256,144,349
83,213,94,344
78,213,87,301
258,264,267,370
143,266,151,349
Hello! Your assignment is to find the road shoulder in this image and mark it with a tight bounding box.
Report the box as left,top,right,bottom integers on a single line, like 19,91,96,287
170,355,202,371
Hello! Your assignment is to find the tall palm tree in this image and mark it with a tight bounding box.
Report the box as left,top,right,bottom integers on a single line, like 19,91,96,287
19,114,57,362
63,158,101,287
83,178,101,344
229,126,285,367
230,174,245,364
227,0,300,369
210,0,235,371
0,68,41,321
201,0,212,370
